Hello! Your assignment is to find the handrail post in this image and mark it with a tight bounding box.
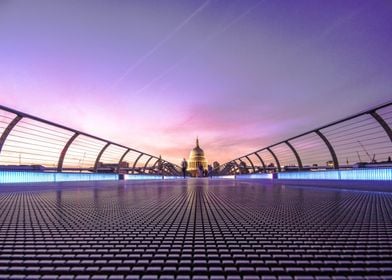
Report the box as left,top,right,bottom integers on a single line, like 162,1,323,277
94,143,110,172
58,132,79,172
254,152,266,172
132,153,144,174
0,115,22,155
117,148,130,173
142,156,153,174
245,156,256,173
315,130,339,169
285,141,303,170
267,148,281,172
370,111,392,143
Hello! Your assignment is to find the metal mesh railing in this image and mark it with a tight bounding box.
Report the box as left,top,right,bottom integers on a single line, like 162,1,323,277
63,135,106,170
289,132,332,168
218,101,392,175
0,117,73,168
320,114,392,166
0,105,180,175
99,145,128,167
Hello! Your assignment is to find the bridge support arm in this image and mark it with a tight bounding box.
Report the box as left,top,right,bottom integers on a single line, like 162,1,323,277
94,143,110,172
142,156,153,174
245,156,256,173
132,153,144,174
150,158,160,171
315,130,339,169
370,111,392,143
117,149,130,173
285,141,303,169
58,132,79,172
233,160,242,174
267,148,281,172
0,115,23,155
254,152,266,172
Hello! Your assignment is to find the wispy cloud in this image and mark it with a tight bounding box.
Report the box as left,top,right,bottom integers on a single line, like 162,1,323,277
129,0,266,95
110,1,210,89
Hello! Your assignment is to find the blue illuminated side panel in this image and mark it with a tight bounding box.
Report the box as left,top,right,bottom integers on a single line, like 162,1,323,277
236,174,273,179
216,175,236,179
124,174,163,180
277,168,392,181
0,171,117,184
339,168,392,181
54,173,117,182
163,176,184,180
0,171,54,183
278,171,340,180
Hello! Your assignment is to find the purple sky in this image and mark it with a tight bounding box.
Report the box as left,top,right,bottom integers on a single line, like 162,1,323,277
1,0,391,165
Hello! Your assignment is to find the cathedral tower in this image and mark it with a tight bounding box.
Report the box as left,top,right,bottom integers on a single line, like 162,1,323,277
188,138,208,177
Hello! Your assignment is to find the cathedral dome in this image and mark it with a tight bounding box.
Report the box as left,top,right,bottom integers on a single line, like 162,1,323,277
188,138,208,176
190,138,205,158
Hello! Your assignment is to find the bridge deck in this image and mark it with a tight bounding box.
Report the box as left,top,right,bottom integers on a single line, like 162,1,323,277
0,179,392,280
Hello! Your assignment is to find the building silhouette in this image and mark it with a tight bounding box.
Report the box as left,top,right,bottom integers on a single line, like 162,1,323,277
187,138,208,177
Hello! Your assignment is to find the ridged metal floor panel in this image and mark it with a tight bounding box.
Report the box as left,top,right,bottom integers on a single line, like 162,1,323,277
0,179,391,280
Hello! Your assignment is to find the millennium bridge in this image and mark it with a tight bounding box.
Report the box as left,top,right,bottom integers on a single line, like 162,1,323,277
0,103,391,280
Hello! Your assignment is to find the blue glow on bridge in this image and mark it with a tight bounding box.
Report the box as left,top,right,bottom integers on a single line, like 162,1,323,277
277,168,392,181
0,171,117,184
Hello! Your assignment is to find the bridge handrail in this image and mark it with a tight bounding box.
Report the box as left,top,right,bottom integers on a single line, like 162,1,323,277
0,104,180,176
217,101,392,175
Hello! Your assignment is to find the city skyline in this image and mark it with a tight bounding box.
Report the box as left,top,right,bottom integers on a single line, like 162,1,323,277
1,0,392,164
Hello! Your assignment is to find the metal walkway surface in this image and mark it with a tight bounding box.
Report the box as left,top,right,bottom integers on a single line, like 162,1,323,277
0,179,392,280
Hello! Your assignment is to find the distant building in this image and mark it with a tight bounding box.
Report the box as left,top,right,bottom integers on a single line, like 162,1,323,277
326,160,334,168
188,138,208,177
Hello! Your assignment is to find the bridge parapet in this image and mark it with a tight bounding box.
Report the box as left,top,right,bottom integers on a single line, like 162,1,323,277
218,102,392,176
0,105,180,176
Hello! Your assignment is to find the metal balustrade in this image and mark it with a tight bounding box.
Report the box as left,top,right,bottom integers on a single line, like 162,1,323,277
218,101,392,175
0,105,180,176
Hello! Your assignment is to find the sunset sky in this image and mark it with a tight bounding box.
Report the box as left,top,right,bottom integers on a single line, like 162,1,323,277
1,0,391,165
